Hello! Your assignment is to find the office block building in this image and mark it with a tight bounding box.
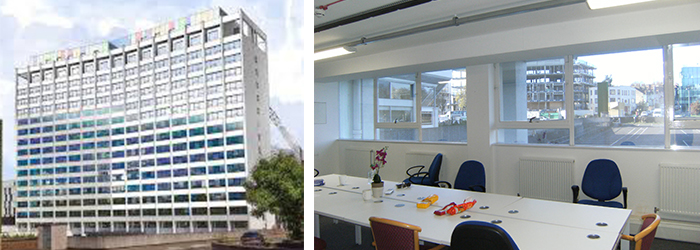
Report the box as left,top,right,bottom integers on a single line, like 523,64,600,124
526,59,596,118
14,7,269,234
3,180,15,225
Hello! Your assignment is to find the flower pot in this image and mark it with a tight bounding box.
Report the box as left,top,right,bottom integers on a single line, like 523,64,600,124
371,182,384,198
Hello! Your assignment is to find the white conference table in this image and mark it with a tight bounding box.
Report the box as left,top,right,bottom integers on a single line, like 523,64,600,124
315,174,631,250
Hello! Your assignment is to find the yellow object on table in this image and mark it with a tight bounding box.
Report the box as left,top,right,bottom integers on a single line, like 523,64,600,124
417,194,438,209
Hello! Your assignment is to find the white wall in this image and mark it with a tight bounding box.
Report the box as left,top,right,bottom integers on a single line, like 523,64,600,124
314,82,340,176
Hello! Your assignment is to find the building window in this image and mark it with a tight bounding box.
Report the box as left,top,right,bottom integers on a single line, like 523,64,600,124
206,28,219,42
189,32,202,47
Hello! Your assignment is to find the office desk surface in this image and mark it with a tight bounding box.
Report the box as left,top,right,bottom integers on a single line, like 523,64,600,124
315,174,630,250
315,187,623,249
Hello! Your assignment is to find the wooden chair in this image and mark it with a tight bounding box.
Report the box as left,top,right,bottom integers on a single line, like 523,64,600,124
369,217,444,250
621,214,661,250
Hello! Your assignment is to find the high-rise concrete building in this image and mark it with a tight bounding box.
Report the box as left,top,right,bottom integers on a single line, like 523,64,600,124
3,180,16,225
14,7,269,235
526,59,596,117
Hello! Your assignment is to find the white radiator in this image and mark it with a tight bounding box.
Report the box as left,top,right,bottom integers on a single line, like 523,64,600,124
519,157,574,202
659,164,700,223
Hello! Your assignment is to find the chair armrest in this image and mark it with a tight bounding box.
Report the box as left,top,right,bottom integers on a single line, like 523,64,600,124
408,172,429,184
314,169,319,177
622,187,628,209
435,181,452,188
468,185,486,193
571,185,580,203
406,165,425,177
620,234,634,241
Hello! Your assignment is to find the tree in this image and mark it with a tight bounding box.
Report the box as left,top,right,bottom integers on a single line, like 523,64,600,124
244,151,304,240
455,88,467,111
691,101,700,116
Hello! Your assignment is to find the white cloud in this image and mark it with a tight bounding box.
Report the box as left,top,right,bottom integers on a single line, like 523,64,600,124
0,0,73,29
97,18,124,37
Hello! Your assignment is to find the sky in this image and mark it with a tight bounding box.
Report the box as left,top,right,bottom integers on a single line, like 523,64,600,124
0,0,305,180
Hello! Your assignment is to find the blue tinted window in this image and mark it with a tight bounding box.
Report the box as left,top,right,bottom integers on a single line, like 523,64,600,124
190,153,205,163
112,139,125,147
69,166,81,173
69,133,81,140
82,120,95,128
157,157,171,166
42,136,54,143
156,120,170,129
208,151,225,161
42,157,54,164
227,150,245,159
189,127,205,136
157,183,171,190
29,158,40,165
42,147,53,153
127,160,140,168
126,137,139,145
157,170,171,178
18,149,29,156
55,167,67,174
56,145,67,152
172,130,187,139
126,125,139,133
189,114,204,124
173,142,187,151
97,141,110,148
30,127,41,134
96,129,110,137
69,188,81,195
82,165,96,172
228,192,246,200
208,138,224,147
189,140,205,149
142,159,155,167
82,131,95,139
69,155,81,162
209,179,226,188
141,171,155,179
141,135,154,143
157,132,170,141
112,116,125,124
82,154,95,161
207,125,223,134
209,165,225,174
18,139,28,146
55,134,67,142
127,184,140,192
127,170,139,180
142,184,156,191
156,145,170,153
173,168,188,177
30,138,41,144
69,122,80,129
17,170,28,176
55,156,68,163
226,136,244,145
141,147,154,155
82,142,95,150
55,124,67,131
190,167,206,176
18,129,28,135
30,148,41,155
112,127,125,135
126,149,139,157
69,177,81,184
42,126,54,133
141,123,154,131
112,162,125,170
98,187,111,194
18,119,29,125
172,155,188,164
112,151,125,158
83,176,96,183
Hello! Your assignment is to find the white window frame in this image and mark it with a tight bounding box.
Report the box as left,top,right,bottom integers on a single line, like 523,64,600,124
373,73,423,139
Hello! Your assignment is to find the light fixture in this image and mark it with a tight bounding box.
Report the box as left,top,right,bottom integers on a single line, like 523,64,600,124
314,46,356,61
587,0,654,10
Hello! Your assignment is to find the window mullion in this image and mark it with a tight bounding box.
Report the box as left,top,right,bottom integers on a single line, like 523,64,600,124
416,72,422,142
663,44,674,149
565,55,574,146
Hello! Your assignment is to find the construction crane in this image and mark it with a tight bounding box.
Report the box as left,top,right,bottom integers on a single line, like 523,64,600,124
269,106,303,162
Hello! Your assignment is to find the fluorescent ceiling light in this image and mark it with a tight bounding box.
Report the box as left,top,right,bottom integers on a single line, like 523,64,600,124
587,0,654,10
314,46,356,61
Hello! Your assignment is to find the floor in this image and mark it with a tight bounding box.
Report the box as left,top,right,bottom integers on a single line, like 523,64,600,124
316,215,700,250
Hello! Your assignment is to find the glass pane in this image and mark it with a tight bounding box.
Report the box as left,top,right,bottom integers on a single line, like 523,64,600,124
574,49,664,147
673,44,700,119
376,128,418,141
671,129,699,147
338,79,375,140
498,129,569,144
377,74,415,123
420,69,467,143
501,58,568,121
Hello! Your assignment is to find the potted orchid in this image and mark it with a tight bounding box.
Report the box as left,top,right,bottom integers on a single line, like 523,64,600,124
369,146,388,198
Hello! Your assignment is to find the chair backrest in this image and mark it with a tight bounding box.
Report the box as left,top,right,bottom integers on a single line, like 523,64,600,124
427,154,443,184
454,160,485,191
637,214,661,250
451,221,519,250
369,217,421,250
581,159,622,201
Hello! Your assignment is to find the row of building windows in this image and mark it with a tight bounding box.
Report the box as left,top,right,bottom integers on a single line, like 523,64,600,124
16,149,245,168
17,206,248,218
18,115,242,135
18,191,244,205
18,67,243,105
19,122,241,142
17,163,244,179
26,37,241,84
17,177,245,196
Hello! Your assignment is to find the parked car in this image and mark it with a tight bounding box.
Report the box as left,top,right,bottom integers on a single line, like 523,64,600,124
240,230,265,246
652,108,663,117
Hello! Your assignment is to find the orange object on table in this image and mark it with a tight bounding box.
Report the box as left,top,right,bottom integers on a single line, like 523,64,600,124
417,194,438,209
433,198,476,216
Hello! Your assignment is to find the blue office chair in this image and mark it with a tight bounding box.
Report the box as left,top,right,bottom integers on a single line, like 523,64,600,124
450,221,519,250
436,160,485,192
571,159,628,208
404,153,442,186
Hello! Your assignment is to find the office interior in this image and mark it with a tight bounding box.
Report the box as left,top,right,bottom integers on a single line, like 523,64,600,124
314,0,700,246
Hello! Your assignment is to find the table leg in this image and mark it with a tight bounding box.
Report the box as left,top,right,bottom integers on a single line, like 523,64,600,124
314,214,320,238
620,220,630,250
355,225,362,245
